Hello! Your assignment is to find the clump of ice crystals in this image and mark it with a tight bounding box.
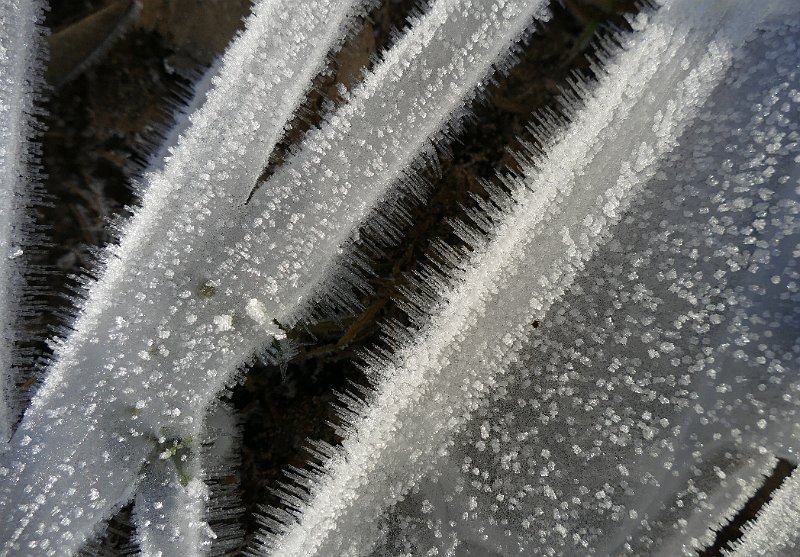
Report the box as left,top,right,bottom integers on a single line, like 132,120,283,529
0,0,554,554
261,2,800,557
372,16,800,557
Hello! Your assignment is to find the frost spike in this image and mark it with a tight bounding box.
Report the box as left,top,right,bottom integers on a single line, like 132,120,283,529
255,1,798,556
241,0,552,319
726,467,800,557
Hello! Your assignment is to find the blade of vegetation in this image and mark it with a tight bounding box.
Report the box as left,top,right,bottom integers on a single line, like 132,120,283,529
134,458,212,557
240,0,553,315
132,403,242,557
377,10,800,554
0,0,46,446
0,0,370,553
0,0,555,553
255,1,800,556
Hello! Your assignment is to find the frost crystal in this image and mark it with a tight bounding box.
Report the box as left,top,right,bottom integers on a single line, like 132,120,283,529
0,0,371,553
728,468,800,556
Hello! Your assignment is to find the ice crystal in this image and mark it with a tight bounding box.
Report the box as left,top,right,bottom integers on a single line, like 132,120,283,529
373,16,800,551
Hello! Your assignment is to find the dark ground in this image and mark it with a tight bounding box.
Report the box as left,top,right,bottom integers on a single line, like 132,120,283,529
29,0,790,554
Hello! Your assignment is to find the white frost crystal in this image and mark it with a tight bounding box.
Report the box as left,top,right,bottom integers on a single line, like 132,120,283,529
0,0,369,553
728,468,800,557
